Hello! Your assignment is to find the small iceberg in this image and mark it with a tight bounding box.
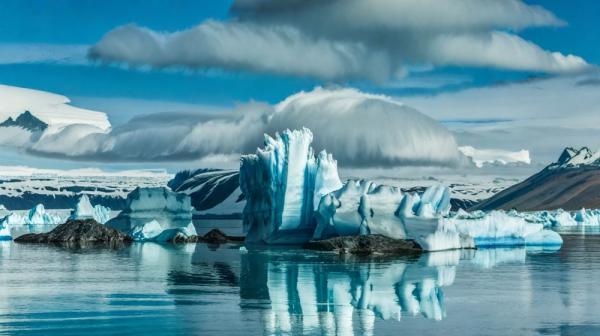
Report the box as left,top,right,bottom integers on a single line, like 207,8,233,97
443,211,563,247
0,223,11,241
0,204,64,226
106,187,196,242
69,194,112,224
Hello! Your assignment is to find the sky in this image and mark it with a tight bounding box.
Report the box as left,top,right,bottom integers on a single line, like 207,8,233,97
0,0,599,175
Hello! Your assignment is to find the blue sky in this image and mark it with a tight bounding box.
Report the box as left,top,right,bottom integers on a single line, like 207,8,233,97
1,0,596,111
0,0,599,172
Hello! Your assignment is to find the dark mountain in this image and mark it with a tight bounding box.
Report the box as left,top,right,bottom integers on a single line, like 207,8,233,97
0,111,48,132
473,147,600,211
168,169,244,217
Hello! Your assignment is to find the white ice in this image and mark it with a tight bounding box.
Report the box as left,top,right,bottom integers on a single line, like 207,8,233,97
106,187,195,241
0,204,64,226
0,224,10,240
239,128,563,250
240,128,342,244
69,194,112,224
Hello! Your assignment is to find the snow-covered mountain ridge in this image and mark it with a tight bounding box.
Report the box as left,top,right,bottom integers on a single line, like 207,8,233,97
0,167,171,210
475,147,600,211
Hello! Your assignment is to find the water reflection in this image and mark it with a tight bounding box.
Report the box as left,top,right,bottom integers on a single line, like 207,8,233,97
176,245,542,336
0,238,581,335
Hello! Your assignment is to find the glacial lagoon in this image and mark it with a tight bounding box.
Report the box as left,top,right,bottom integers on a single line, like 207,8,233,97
1,235,599,336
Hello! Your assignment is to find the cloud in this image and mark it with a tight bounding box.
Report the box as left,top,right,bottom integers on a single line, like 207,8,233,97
268,87,461,166
89,22,390,82
458,146,530,168
400,73,600,166
3,86,462,168
89,0,591,81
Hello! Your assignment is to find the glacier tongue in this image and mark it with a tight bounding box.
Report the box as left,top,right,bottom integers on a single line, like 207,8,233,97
69,194,112,224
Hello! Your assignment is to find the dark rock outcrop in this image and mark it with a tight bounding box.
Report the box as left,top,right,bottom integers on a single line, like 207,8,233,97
304,235,422,255
14,219,131,246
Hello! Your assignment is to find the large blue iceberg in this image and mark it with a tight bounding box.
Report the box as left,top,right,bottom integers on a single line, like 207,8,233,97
240,128,342,244
240,128,562,251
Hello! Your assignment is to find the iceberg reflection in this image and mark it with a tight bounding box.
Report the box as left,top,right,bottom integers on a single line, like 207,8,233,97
236,246,533,335
238,250,471,335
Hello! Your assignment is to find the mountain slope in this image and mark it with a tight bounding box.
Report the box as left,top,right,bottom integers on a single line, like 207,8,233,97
168,169,244,217
473,147,600,211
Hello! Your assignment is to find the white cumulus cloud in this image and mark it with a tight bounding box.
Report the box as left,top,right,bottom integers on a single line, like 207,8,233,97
88,0,591,81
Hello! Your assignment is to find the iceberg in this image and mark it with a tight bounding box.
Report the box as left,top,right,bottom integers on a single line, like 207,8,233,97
464,207,600,229
239,128,562,250
396,185,472,251
0,223,10,240
105,187,196,242
69,194,112,224
0,204,64,226
240,128,342,244
443,211,562,247
314,181,406,240
0,204,9,218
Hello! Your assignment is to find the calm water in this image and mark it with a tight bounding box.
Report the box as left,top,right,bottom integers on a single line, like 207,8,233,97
0,235,599,336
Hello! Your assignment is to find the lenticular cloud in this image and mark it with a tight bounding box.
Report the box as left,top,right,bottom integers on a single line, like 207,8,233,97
2,85,462,168
269,87,461,166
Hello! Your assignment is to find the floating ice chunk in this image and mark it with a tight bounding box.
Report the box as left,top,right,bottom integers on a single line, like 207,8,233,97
27,204,63,225
443,210,563,247
131,221,196,242
131,220,163,241
397,185,471,251
106,187,194,241
0,223,10,240
69,194,112,224
553,210,578,227
402,216,468,251
0,204,9,218
0,204,64,226
0,213,24,226
524,230,563,246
